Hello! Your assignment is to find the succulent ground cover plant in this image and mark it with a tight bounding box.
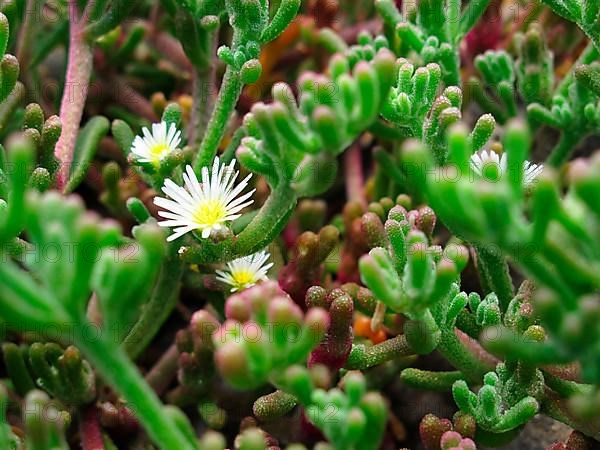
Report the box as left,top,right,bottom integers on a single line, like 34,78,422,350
0,0,599,449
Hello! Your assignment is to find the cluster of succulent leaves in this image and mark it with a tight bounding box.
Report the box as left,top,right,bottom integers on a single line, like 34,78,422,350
0,0,599,449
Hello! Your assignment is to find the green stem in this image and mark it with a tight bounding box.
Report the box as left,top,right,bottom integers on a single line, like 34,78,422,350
557,43,598,96
446,47,462,88
400,368,464,391
446,0,461,43
375,0,402,29
437,328,496,383
542,389,600,441
500,86,518,118
318,28,349,53
0,81,25,137
194,65,243,171
2,343,36,396
374,148,409,189
189,65,216,147
253,390,298,421
510,248,577,308
581,20,600,55
476,245,514,312
589,33,600,56
232,183,297,256
16,0,40,84
543,372,590,397
221,127,245,164
83,0,137,40
188,22,219,148
542,237,600,290
369,120,410,140
459,0,492,36
74,329,197,450
345,335,415,370
546,130,581,168
122,256,184,359
467,78,508,124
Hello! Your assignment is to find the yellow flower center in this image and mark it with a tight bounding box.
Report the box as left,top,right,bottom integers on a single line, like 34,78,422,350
149,142,169,160
230,269,256,290
192,199,227,227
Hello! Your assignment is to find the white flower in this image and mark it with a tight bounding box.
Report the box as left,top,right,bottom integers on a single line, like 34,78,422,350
216,250,274,292
470,150,543,185
131,121,181,165
154,158,254,242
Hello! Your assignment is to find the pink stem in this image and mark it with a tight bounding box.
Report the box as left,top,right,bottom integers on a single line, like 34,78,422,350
344,143,367,208
55,1,93,190
145,343,179,395
81,406,106,450
101,74,158,122
455,328,499,368
149,29,192,71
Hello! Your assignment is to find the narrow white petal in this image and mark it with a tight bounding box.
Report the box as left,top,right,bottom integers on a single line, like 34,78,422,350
153,158,255,241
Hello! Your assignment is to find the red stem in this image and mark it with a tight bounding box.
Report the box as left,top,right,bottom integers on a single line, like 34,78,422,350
344,143,367,208
80,405,105,450
55,1,94,190
145,343,179,395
